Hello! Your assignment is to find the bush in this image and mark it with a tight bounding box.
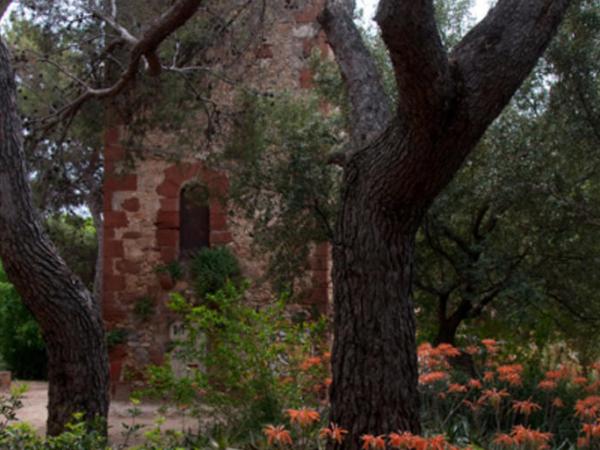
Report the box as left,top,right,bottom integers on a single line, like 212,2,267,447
143,282,329,442
189,246,241,298
0,264,47,380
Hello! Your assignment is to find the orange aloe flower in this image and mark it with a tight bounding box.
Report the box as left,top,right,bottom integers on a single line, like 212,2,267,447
497,364,523,386
447,383,467,394
436,343,461,358
512,399,542,416
493,433,516,447
464,345,479,356
388,432,411,449
483,371,495,382
511,425,552,449
467,379,482,390
300,356,322,371
361,434,386,450
575,396,600,421
388,432,427,450
582,421,600,439
480,388,510,407
573,376,588,386
418,371,448,385
263,425,293,446
481,338,499,353
426,435,450,450
320,423,348,444
578,436,590,448
538,379,558,391
552,397,565,408
545,366,570,381
417,343,434,359
287,407,320,427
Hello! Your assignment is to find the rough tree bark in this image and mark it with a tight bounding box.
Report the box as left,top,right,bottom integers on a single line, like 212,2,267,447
0,38,109,435
0,0,203,434
320,0,572,446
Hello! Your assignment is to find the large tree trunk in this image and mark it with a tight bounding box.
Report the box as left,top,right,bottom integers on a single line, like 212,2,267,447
0,38,109,435
321,1,571,445
330,155,422,442
434,320,460,346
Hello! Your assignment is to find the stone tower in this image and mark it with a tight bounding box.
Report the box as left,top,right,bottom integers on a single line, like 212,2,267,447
101,0,330,397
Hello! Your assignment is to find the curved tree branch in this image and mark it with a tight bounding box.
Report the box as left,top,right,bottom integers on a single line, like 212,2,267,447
375,0,451,128
451,0,573,142
45,0,203,128
319,0,392,152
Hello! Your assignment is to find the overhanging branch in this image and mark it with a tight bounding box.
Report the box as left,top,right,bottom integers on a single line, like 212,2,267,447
41,0,203,128
451,0,573,143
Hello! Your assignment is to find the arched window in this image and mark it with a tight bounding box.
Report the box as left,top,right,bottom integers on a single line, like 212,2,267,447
179,183,210,258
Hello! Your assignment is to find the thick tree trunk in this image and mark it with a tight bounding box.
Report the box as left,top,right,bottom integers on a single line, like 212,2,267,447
322,2,571,443
330,140,423,446
0,38,109,435
434,298,472,346
434,320,460,346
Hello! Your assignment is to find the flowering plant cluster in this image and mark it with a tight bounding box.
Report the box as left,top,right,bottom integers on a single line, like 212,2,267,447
418,339,600,448
263,339,600,450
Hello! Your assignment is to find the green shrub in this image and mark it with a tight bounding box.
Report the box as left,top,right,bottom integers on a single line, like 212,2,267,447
0,264,47,380
133,296,155,322
143,282,329,442
189,246,241,298
154,260,183,282
106,328,128,349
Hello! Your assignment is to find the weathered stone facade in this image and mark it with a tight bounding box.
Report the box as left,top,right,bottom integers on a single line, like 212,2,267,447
102,0,331,397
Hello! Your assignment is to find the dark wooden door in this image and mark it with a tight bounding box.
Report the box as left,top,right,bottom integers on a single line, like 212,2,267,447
180,184,210,258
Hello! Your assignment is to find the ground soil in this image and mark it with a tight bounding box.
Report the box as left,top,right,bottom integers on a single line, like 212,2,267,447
6,381,196,447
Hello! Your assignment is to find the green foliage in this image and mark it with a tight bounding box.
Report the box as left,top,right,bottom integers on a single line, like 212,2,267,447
224,0,476,297
189,246,241,298
133,297,156,322
0,384,28,433
413,0,600,354
434,0,474,49
0,264,47,380
45,214,98,289
0,409,108,450
1,386,107,448
155,261,184,283
224,92,341,293
143,282,328,442
106,329,128,349
6,11,105,215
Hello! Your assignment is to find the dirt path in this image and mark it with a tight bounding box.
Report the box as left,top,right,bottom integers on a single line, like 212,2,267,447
9,381,197,447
